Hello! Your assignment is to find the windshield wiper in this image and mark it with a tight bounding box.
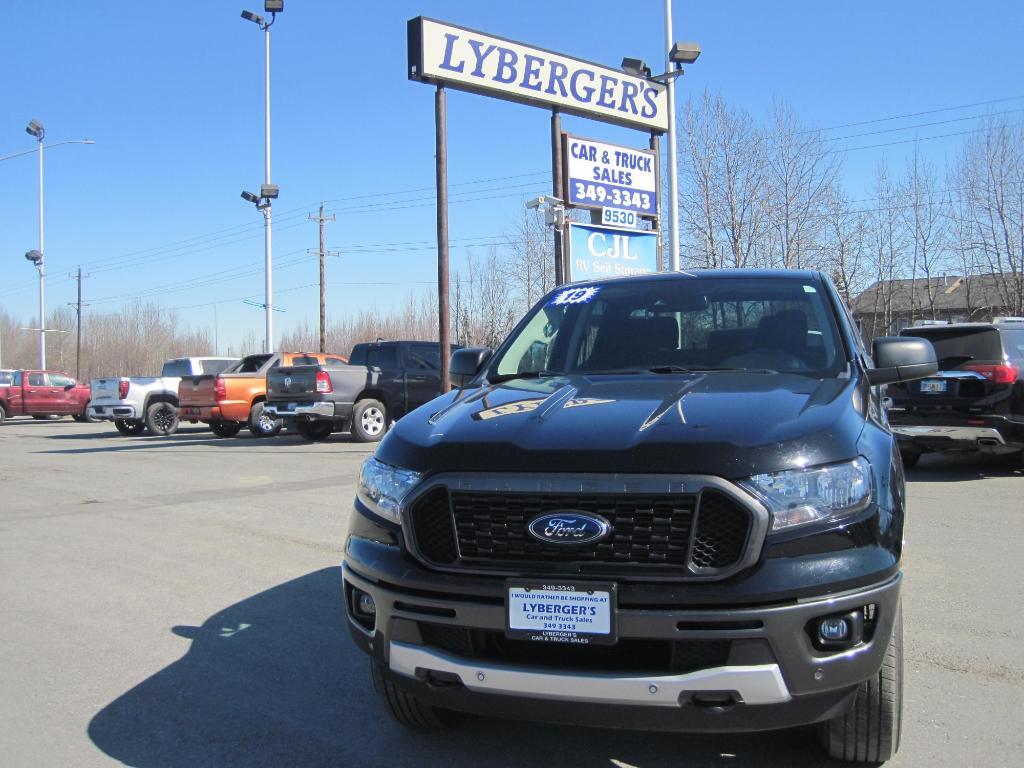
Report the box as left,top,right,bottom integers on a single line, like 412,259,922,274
486,370,558,384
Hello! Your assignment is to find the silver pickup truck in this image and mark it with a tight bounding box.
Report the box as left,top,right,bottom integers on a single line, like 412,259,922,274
89,357,236,436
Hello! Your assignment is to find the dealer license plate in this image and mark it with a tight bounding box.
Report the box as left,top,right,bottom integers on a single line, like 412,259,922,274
183,407,201,416
920,379,947,394
506,581,616,645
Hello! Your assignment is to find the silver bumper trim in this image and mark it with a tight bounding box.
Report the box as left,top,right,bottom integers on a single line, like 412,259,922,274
388,641,791,707
264,401,334,418
892,425,1006,444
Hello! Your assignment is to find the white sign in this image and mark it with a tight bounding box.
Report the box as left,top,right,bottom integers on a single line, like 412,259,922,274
409,17,669,133
507,587,611,637
601,207,639,229
566,136,657,215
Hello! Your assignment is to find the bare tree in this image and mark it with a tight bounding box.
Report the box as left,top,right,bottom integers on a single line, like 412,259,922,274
763,99,841,269
819,184,869,306
900,146,951,320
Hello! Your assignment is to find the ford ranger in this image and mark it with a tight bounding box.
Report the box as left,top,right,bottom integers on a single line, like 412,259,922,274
342,270,938,763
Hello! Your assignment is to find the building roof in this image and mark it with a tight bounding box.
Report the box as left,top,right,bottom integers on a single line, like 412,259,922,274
851,273,1021,315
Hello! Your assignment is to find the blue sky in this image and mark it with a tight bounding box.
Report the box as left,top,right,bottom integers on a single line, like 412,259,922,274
2,1,1022,351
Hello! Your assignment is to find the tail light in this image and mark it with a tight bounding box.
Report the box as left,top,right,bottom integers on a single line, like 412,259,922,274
315,370,333,394
964,364,1019,384
214,377,227,401
118,380,130,399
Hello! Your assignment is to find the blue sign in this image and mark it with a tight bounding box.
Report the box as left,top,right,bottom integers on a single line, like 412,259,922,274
566,223,659,282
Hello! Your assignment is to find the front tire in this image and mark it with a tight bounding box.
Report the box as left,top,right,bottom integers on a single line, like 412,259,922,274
370,661,455,730
818,603,903,762
351,399,387,442
114,419,146,436
248,402,282,438
209,420,242,438
296,420,333,441
0,404,7,425
145,401,179,436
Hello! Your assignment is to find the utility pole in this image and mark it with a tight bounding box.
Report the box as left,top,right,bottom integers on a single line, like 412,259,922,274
67,266,90,380
308,203,336,353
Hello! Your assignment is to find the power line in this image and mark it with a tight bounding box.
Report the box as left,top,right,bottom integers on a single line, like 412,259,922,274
824,108,1024,142
825,122,1024,155
804,95,1024,133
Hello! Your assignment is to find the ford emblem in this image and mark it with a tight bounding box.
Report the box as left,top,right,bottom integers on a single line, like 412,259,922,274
527,512,611,546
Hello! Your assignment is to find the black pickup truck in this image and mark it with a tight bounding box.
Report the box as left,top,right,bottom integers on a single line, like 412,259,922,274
265,341,460,442
343,271,940,763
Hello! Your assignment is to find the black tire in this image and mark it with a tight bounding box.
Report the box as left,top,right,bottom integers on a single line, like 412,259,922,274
209,420,242,438
114,419,146,436
370,660,455,730
0,404,6,425
296,419,334,442
145,401,179,436
818,603,903,763
81,405,101,423
899,447,921,469
32,414,61,420
351,399,387,442
248,401,282,438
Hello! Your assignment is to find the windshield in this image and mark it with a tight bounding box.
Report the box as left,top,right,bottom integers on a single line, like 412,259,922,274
490,277,846,379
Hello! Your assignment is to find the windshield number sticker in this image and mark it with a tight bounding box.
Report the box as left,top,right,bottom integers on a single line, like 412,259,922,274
549,287,601,306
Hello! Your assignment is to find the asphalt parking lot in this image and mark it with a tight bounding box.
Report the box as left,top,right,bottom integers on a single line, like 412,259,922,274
1,418,1021,767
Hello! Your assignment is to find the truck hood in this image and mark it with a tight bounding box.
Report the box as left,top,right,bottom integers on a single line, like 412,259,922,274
377,372,867,479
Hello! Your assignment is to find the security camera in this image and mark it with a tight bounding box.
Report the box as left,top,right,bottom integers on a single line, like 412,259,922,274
526,195,562,210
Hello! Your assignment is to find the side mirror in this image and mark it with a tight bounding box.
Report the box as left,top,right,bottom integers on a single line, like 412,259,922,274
449,347,492,389
867,336,938,386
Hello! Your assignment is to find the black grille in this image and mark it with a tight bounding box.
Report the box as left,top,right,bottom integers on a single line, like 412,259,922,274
418,622,731,675
691,491,750,569
452,492,696,567
408,486,754,575
410,488,458,564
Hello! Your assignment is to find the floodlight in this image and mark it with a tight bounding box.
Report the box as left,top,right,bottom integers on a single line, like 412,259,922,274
260,183,279,199
241,190,260,203
669,42,701,65
25,250,43,265
241,9,264,24
264,0,283,12
25,120,45,140
620,58,652,79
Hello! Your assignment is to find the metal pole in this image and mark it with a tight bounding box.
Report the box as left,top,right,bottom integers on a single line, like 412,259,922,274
38,138,46,369
435,85,451,394
319,203,326,353
551,110,564,285
263,20,274,353
665,0,680,272
75,266,82,380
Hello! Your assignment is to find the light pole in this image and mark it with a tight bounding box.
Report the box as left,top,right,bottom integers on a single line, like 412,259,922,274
241,1,282,354
17,122,95,370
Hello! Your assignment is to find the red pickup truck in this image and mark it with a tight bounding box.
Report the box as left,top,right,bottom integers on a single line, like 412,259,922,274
0,370,93,424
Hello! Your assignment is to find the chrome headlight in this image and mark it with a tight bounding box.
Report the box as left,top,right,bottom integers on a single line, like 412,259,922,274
740,457,873,533
357,456,422,524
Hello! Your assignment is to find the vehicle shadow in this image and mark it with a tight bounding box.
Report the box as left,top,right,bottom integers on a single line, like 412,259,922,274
87,567,843,768
906,452,1022,482
39,430,367,454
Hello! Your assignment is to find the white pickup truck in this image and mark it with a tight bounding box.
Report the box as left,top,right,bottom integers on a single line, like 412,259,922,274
89,357,236,436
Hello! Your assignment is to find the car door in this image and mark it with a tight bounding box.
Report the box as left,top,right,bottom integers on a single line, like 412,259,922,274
365,345,404,415
47,373,77,414
24,372,56,414
404,343,443,412
7,371,25,413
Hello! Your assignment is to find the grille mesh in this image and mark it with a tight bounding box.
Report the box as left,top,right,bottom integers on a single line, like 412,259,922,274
408,485,754,575
451,492,695,567
691,490,751,569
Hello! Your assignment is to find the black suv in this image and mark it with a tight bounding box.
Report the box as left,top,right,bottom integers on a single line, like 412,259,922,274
342,271,937,762
887,320,1024,466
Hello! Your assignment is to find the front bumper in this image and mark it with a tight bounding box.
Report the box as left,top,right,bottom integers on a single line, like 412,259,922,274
342,546,901,732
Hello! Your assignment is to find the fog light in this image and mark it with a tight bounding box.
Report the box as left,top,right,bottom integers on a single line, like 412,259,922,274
356,591,376,616
819,617,850,642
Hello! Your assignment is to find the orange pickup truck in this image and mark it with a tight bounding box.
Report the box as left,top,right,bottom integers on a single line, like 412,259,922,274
177,351,347,437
